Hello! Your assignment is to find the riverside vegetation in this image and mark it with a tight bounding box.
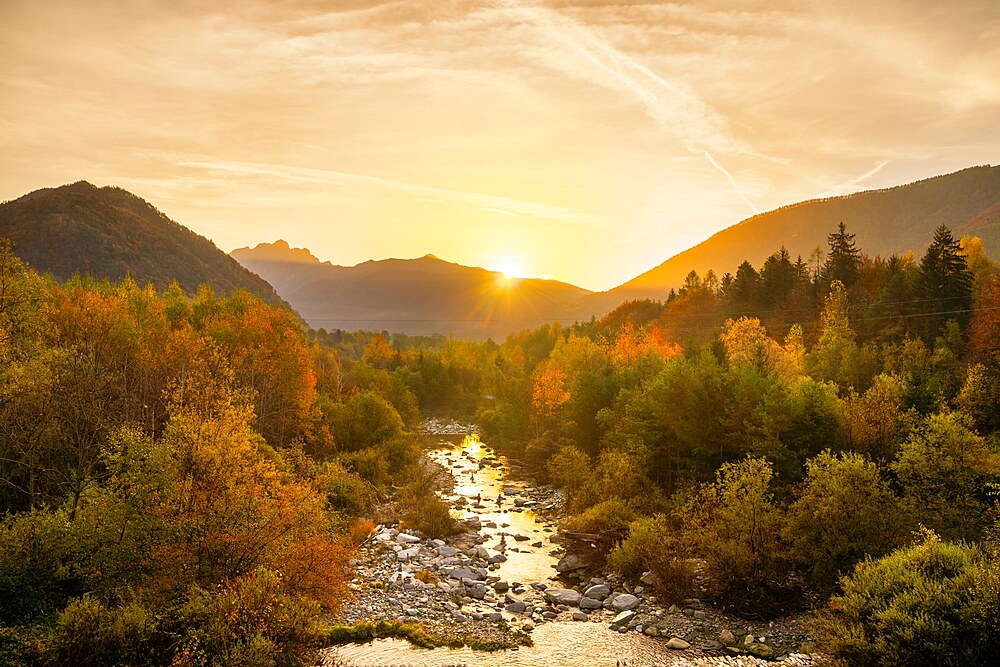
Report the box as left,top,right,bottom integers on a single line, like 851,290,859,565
2,222,1000,666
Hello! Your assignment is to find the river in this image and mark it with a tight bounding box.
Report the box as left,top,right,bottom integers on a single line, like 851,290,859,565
324,433,702,667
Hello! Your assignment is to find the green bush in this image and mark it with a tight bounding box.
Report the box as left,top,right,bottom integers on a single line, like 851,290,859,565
546,445,591,506
397,467,459,539
52,596,154,667
563,498,636,535
607,515,694,603
679,456,792,614
816,531,1000,667
322,463,376,517
329,391,404,452
787,450,905,591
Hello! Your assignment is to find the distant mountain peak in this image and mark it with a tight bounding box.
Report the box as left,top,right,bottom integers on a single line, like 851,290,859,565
233,239,322,265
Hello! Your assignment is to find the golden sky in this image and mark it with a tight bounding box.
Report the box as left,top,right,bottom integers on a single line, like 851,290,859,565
2,0,998,290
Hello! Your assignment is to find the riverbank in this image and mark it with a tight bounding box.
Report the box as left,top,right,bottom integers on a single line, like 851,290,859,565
322,424,828,666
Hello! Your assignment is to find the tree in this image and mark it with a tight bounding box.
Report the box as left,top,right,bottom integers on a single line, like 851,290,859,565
917,225,973,337
821,222,862,289
786,451,904,590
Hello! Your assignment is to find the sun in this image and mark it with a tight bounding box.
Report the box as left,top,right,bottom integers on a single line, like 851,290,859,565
494,257,525,280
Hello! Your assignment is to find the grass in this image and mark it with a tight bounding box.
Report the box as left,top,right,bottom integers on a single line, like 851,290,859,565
326,619,532,651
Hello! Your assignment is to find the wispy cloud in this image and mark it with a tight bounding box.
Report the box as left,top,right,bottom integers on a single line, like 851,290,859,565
166,153,612,228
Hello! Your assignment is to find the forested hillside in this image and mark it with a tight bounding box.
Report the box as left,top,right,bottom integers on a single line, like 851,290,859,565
0,182,284,304
585,165,1000,312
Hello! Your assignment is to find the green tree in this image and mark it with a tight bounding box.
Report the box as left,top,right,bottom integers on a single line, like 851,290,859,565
917,225,973,336
787,451,904,590
822,222,862,289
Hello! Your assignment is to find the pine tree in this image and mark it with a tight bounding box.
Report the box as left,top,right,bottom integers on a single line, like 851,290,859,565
917,225,973,335
822,222,862,289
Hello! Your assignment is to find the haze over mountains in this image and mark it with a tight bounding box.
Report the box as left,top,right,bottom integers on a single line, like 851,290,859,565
0,181,284,304
2,165,999,339
231,241,592,337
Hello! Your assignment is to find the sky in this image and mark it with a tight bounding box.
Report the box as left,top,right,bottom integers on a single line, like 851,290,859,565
1,0,998,291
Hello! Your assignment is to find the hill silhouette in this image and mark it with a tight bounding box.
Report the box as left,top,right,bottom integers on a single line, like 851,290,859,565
232,241,592,338
0,181,284,303
581,165,1000,313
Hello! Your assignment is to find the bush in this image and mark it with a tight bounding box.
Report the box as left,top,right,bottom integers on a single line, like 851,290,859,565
52,596,154,667
322,463,376,517
786,450,905,591
892,412,998,541
329,391,404,452
816,531,1000,667
679,456,792,615
607,515,694,604
563,498,636,535
546,445,591,505
397,467,459,539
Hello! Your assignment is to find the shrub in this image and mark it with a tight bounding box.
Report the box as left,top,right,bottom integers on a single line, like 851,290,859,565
546,445,591,505
679,456,792,614
816,531,1000,667
52,596,154,667
329,391,404,452
563,498,636,535
786,450,905,591
322,463,375,517
397,467,459,539
892,412,998,541
607,515,694,603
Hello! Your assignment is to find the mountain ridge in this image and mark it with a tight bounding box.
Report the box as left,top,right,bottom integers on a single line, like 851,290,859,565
0,181,285,305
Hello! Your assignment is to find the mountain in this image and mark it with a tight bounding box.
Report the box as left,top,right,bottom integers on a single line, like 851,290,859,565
0,181,284,303
232,241,592,338
585,165,1000,311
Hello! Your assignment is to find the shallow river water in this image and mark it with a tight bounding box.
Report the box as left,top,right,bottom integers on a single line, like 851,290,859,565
325,434,682,667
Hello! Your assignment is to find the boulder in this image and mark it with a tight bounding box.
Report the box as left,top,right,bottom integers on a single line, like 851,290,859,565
556,553,588,573
584,584,611,600
610,610,635,626
437,546,459,557
544,587,583,607
612,593,640,612
666,637,690,650
579,597,604,610
505,601,527,613
449,567,485,581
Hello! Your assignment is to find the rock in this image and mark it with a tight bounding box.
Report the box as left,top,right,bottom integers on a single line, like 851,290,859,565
579,597,604,610
505,601,527,613
544,587,582,607
556,553,587,573
640,571,656,586
449,567,484,581
396,547,420,561
644,626,659,637
572,611,589,621
584,584,611,600
493,580,509,593
397,533,420,544
612,593,640,611
694,610,706,620
437,546,458,557
522,622,534,631
483,612,503,622
666,637,690,650
719,629,736,645
610,610,635,626
747,643,774,659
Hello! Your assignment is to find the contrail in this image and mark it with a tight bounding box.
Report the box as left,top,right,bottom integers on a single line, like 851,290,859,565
497,0,761,215
820,160,890,197
695,147,761,214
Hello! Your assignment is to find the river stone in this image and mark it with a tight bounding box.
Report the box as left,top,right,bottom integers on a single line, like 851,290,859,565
610,610,635,626
449,567,484,581
579,597,603,610
666,637,690,650
719,629,736,645
505,601,527,613
397,533,420,544
493,580,509,593
556,554,587,573
522,622,534,631
640,571,656,586
584,584,611,600
572,611,588,621
544,588,583,606
396,547,420,561
612,593,640,611
437,546,458,557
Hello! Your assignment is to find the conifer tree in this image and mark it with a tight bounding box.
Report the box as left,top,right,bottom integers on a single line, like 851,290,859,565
917,225,973,335
822,222,862,289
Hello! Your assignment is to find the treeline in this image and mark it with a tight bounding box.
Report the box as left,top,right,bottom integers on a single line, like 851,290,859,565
0,240,452,666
